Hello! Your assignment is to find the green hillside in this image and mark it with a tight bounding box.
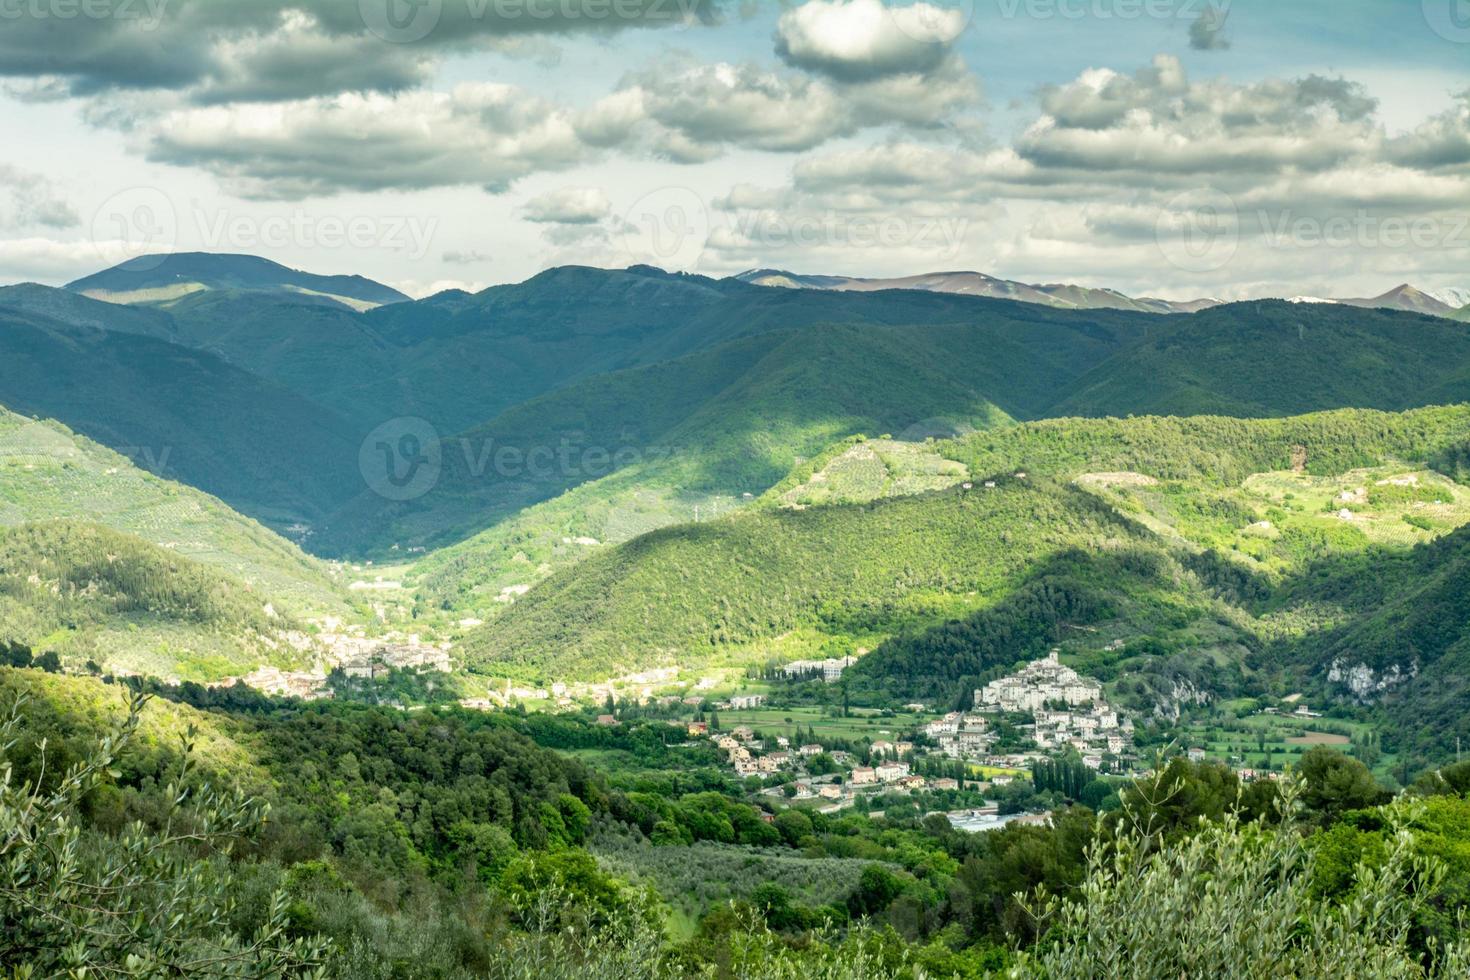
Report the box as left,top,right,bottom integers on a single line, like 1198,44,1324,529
400,317,1094,611
0,304,361,527
0,407,345,617
1057,301,1470,418
399,297,1470,611
0,521,300,678
458,406,1470,711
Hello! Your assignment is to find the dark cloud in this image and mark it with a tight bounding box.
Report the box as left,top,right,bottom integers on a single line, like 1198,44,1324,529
1188,5,1230,51
0,0,725,102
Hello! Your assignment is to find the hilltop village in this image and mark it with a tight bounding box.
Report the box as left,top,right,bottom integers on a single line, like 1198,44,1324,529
669,650,1139,817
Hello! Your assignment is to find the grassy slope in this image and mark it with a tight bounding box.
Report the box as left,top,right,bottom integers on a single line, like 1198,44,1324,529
401,322,1036,612
403,300,1470,613
0,408,345,617
459,406,1470,693
0,521,300,679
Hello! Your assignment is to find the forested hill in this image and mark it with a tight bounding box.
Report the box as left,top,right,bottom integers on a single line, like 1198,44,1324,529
0,304,361,526
0,406,345,617
1056,301,1470,418
458,405,1470,759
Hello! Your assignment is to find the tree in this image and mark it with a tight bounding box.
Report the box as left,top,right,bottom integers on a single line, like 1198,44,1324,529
0,690,327,976
1015,783,1470,978
1299,746,1387,820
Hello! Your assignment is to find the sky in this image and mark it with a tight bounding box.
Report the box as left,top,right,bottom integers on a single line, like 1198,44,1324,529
2,0,1469,301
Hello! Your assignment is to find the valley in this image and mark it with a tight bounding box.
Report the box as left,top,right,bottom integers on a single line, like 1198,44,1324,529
6,253,1470,977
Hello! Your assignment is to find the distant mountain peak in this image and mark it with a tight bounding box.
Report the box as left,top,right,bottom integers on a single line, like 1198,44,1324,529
732,268,1217,315
65,251,409,311
1338,283,1459,317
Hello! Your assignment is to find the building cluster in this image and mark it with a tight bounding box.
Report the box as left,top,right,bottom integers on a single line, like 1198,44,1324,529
779,656,857,683
695,722,930,808
337,636,452,678
960,651,1134,769
977,650,1102,712
926,712,996,758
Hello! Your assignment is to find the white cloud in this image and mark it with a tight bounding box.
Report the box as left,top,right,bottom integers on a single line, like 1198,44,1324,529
524,187,612,223
775,0,965,82
146,85,593,199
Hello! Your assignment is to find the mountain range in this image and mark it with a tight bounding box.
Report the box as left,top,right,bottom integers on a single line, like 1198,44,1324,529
5,251,1470,762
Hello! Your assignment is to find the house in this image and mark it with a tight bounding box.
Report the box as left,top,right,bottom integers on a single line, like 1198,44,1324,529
925,714,961,737
850,766,878,785
1187,747,1207,762
870,740,896,757
875,761,910,782
730,695,766,709
898,774,926,790
687,721,709,736
595,714,618,726
732,726,756,741
798,744,824,758
766,752,792,768
931,777,959,791
819,784,844,800
734,759,760,776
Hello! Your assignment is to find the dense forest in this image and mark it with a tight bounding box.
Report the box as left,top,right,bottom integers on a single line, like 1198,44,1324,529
7,664,1470,978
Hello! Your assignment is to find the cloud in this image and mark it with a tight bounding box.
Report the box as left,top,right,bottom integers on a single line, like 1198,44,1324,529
1187,5,1230,51
192,13,434,105
0,0,723,102
523,187,612,223
0,165,80,231
622,57,977,158
1385,91,1470,172
146,85,594,199
774,0,965,82
442,249,491,264
697,56,1470,297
